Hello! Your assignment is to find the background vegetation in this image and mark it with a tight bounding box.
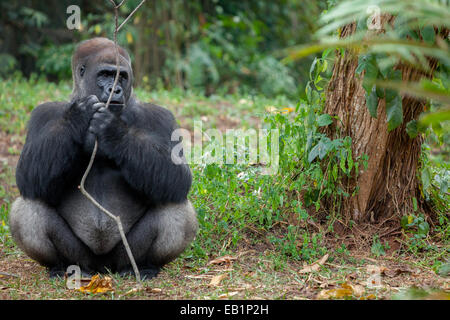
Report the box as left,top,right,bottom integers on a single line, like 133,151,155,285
0,0,328,98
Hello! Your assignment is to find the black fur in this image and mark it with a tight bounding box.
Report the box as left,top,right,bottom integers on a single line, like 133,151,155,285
11,37,197,278
16,98,192,207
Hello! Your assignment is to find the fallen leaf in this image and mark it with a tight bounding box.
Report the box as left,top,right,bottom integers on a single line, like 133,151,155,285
316,282,365,300
207,255,238,266
218,291,239,299
299,254,329,274
209,274,227,286
360,294,376,300
78,274,114,294
383,266,413,277
119,286,145,297
0,272,19,279
185,275,212,279
317,287,353,299
349,283,365,297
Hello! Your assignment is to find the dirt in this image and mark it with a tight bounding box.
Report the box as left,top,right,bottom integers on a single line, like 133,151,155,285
0,126,448,300
0,244,448,300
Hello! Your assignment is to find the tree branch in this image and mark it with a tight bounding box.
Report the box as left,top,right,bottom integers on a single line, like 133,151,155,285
79,0,146,285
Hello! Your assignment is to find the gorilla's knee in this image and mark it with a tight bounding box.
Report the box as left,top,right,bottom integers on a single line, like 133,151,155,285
10,197,96,272
9,197,59,267
148,200,198,266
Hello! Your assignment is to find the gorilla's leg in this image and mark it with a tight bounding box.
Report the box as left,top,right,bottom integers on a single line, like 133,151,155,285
110,200,198,279
9,197,98,277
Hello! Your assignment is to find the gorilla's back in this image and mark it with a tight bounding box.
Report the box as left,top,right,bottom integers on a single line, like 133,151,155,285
57,160,147,255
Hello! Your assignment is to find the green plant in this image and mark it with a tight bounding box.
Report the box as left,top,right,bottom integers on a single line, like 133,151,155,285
371,234,390,257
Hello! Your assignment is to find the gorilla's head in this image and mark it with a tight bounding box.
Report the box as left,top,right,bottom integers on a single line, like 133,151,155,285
71,37,133,105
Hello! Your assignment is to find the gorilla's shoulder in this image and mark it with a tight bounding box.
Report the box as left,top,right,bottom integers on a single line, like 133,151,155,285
29,101,69,123
131,100,177,128
33,101,68,111
141,102,175,120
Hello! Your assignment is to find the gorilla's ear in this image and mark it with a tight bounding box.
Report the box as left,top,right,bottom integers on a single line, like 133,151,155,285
80,65,86,77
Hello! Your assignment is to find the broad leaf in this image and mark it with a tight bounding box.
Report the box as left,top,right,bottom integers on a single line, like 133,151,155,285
386,94,403,131
317,114,333,126
366,85,379,118
421,25,435,44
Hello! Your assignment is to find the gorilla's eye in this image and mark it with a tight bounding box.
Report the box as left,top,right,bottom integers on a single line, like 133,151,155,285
80,65,86,77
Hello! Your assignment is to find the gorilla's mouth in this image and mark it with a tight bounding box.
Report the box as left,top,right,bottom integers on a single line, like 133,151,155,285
100,99,124,107
108,101,124,113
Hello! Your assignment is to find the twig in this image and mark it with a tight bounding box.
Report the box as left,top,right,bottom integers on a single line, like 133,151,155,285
117,0,146,32
0,272,19,278
79,0,146,285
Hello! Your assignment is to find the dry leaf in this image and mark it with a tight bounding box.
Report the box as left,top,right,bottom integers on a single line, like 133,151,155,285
349,283,365,297
121,286,144,297
383,266,413,277
299,254,329,274
185,275,212,279
218,291,239,299
360,294,376,300
316,282,365,300
207,255,238,266
78,274,114,294
209,274,227,286
0,272,19,279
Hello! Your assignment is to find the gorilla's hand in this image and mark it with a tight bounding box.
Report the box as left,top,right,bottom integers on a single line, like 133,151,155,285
66,95,102,143
89,105,128,156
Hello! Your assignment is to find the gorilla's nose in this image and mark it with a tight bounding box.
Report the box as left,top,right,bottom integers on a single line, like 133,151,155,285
104,85,123,103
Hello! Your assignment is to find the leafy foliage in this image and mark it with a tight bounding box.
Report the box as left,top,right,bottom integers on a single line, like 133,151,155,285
286,0,450,131
0,0,328,98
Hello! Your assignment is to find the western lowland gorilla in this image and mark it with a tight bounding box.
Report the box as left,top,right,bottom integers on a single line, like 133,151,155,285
9,37,198,279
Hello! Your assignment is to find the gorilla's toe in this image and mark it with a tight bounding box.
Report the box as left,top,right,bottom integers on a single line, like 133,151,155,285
140,267,160,280
118,266,160,280
48,267,66,279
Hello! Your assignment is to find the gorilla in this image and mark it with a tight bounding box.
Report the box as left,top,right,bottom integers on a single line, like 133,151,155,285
9,37,198,279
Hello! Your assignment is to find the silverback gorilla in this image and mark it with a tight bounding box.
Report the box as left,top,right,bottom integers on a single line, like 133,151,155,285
9,37,198,279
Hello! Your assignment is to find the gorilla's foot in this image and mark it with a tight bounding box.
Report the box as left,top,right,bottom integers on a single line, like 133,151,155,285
119,265,160,280
140,267,161,280
48,267,66,279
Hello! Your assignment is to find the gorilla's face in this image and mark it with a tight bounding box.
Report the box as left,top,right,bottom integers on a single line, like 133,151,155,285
71,38,133,105
86,63,129,104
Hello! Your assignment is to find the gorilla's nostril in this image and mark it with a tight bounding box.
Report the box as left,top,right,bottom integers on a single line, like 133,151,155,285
107,86,122,96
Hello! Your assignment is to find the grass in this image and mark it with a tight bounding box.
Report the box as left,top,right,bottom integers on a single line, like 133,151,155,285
0,75,448,300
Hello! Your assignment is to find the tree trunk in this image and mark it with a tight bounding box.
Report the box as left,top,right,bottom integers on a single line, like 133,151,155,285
323,20,438,225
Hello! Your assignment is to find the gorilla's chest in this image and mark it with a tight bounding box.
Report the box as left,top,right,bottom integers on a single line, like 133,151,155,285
57,163,147,255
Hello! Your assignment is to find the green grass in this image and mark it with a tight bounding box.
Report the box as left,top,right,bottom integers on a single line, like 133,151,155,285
0,75,448,300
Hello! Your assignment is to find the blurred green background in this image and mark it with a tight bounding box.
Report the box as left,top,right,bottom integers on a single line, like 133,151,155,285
0,0,329,98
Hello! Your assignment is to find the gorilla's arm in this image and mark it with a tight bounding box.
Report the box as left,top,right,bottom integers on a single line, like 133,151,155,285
16,97,100,206
93,101,192,205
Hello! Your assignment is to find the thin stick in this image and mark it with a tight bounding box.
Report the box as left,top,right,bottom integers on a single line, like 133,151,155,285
117,0,146,32
79,0,146,285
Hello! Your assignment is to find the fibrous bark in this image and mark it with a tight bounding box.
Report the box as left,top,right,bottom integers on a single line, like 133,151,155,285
323,19,439,224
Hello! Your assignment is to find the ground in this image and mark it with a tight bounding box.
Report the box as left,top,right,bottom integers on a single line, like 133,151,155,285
0,80,448,300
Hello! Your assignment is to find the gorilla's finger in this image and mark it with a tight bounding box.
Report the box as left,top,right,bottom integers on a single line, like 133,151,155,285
92,102,106,112
93,107,108,115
